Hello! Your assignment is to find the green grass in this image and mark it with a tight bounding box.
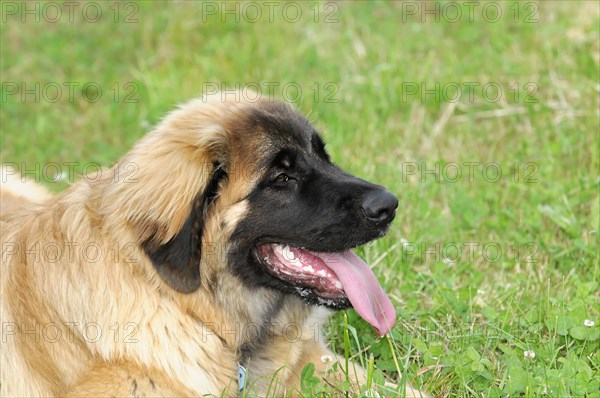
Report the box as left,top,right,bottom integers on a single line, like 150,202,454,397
1,1,599,397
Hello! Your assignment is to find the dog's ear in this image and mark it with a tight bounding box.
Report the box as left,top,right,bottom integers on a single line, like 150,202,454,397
142,165,226,293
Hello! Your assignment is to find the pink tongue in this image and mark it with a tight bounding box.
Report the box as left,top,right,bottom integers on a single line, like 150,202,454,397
317,251,396,336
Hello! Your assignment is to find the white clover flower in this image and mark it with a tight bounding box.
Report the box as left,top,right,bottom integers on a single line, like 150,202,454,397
524,350,535,359
584,319,595,327
443,257,456,265
364,389,380,398
320,355,333,364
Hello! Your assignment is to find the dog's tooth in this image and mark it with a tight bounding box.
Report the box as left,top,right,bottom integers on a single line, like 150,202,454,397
289,258,302,266
335,281,343,289
282,245,295,260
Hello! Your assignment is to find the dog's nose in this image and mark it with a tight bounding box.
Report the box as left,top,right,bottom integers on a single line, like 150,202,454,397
361,189,398,224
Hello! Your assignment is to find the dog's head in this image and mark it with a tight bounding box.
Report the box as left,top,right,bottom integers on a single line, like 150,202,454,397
107,93,397,335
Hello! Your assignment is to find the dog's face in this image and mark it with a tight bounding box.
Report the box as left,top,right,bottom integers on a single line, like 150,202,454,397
226,103,398,308
138,96,397,334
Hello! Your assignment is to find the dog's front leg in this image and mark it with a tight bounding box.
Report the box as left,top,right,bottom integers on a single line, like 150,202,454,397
282,338,365,395
288,339,431,398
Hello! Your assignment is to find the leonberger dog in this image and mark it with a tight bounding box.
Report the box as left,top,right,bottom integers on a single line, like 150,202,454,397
0,92,428,397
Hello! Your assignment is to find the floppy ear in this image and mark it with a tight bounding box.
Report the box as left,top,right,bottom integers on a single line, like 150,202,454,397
142,165,226,293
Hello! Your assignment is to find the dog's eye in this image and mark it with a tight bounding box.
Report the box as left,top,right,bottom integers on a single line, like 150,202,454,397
271,172,296,189
274,173,289,184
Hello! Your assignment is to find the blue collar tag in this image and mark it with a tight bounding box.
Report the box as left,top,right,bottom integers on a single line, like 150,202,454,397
237,362,247,392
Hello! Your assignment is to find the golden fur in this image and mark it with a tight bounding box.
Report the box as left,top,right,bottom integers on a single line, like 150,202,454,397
0,94,428,397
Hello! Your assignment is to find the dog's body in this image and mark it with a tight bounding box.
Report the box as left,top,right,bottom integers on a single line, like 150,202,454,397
1,94,427,397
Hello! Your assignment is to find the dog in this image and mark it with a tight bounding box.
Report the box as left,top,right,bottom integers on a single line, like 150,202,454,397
0,93,428,397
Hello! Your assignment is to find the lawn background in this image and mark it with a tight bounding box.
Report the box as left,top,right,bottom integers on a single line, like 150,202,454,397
1,1,598,397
